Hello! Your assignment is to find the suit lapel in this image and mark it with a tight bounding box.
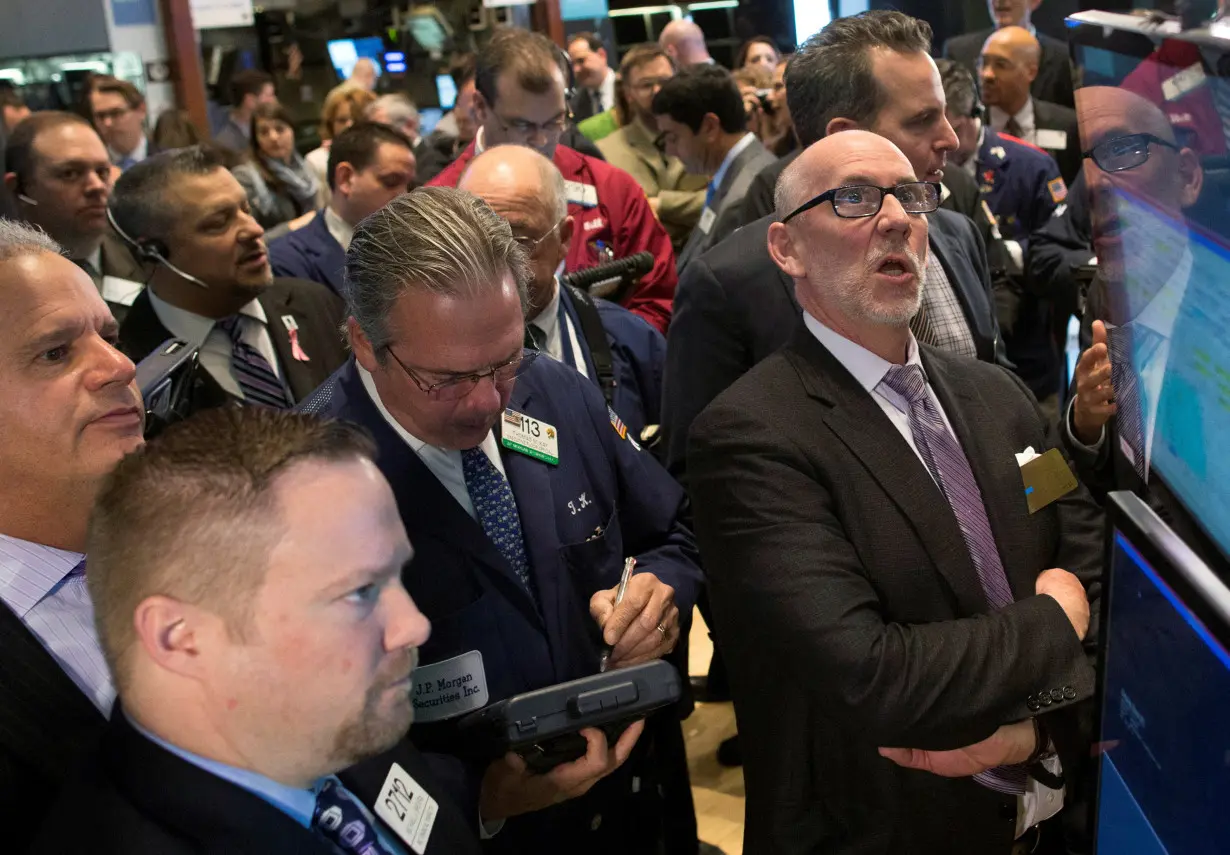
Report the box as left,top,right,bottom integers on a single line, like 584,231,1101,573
259,285,321,403
922,349,1036,601
0,602,105,782
306,214,347,293
786,328,990,614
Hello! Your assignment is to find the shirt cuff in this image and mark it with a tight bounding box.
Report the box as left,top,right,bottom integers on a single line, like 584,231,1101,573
479,810,505,839
1064,394,1106,452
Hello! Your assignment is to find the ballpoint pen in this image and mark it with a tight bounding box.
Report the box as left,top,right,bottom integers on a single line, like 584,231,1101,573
598,556,636,672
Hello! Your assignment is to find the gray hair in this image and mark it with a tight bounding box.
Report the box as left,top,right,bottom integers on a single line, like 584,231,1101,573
110,145,231,244
773,157,809,223
0,218,63,263
367,94,420,129
786,11,932,147
345,186,532,358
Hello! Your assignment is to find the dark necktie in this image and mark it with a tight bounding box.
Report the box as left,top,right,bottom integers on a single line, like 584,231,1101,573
1107,324,1156,484
1004,116,1024,139
312,778,395,855
216,315,292,409
590,89,604,116
73,257,102,289
461,446,536,601
524,324,544,351
879,363,1027,795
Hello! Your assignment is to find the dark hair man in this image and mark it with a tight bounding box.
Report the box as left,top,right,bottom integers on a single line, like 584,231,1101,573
214,69,278,153
269,122,416,294
428,28,680,335
567,32,615,122
87,75,152,172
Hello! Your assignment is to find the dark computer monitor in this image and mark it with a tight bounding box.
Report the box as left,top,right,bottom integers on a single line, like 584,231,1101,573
326,37,385,83
1095,491,1230,853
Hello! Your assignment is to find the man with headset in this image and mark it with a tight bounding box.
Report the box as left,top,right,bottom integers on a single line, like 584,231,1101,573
110,146,349,413
429,27,679,336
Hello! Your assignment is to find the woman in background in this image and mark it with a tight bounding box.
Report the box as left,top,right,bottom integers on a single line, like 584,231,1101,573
304,85,377,206
734,36,780,74
232,102,318,234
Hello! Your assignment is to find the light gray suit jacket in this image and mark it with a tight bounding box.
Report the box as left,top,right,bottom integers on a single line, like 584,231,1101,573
676,136,776,273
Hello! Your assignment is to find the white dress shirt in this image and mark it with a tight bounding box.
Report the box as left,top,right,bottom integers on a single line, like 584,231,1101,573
529,282,589,378
709,132,756,197
804,311,957,482
110,135,149,169
147,290,283,401
0,535,114,714
989,98,1037,145
357,365,506,520
597,68,616,114
324,205,356,253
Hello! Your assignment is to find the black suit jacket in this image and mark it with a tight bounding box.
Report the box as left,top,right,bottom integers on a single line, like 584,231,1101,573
661,208,1006,482
0,603,107,853
29,708,482,854
1033,98,1082,187
119,277,349,413
687,326,1103,854
944,28,1076,109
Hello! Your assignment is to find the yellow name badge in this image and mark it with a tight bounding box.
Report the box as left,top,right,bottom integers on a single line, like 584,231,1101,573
501,408,560,465
1021,448,1078,514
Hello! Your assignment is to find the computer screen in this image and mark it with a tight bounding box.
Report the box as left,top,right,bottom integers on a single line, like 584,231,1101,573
435,73,456,110
326,37,385,83
1069,12,1230,559
1096,493,1230,854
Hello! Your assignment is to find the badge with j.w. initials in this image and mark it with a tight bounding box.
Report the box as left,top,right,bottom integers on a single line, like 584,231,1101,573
501,408,560,465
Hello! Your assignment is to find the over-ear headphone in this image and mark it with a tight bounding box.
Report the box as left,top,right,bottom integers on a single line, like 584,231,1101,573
107,206,210,290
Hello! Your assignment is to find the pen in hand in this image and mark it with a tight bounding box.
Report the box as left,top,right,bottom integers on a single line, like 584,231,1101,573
599,557,637,673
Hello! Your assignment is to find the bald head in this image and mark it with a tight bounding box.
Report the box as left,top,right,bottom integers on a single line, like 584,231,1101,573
659,20,712,66
978,25,1039,113
1077,85,1176,146
458,144,566,223
775,130,918,220
457,144,571,318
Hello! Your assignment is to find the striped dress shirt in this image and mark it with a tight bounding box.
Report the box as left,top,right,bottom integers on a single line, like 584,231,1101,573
0,535,115,715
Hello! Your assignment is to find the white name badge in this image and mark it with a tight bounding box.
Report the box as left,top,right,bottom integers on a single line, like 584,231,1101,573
374,762,438,855
698,207,717,235
1035,129,1069,151
411,650,489,723
564,180,599,208
1162,63,1206,102
501,408,560,464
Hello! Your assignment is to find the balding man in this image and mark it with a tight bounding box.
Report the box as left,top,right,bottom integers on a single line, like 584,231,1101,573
688,129,1103,854
942,0,1075,108
658,20,713,67
367,93,429,163
458,145,666,442
978,26,1081,185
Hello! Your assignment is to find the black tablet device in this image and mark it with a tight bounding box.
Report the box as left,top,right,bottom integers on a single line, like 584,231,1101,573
457,660,681,774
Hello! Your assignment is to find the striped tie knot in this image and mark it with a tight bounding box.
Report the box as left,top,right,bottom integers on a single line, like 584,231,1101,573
881,363,929,405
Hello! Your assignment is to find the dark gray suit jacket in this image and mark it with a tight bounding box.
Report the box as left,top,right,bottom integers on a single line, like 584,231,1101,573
679,135,776,267
1033,98,1083,187
687,325,1102,854
943,28,1076,109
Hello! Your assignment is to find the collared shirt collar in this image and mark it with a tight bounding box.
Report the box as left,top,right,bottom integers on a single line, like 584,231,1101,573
324,205,355,253
711,132,756,192
989,98,1035,138
357,364,432,455
529,278,562,344
147,289,268,349
110,135,148,165
802,310,923,396
599,68,617,113
127,711,321,828
0,534,83,619
474,126,487,156
82,244,103,275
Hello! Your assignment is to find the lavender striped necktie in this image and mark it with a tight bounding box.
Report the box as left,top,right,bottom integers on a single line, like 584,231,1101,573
216,315,292,409
880,363,1028,795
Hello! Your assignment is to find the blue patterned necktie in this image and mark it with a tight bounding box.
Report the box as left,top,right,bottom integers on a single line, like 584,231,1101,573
461,446,535,600
312,778,395,855
216,315,292,409
1107,324,1156,484
879,363,1028,795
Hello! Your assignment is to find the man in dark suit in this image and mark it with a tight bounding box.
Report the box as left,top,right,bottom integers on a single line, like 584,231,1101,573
459,144,667,441
651,64,777,269
269,122,417,296
978,27,1081,185
567,32,617,123
0,220,145,851
663,10,1008,480
110,146,349,413
688,129,1102,855
5,111,149,321
300,187,705,854
943,0,1075,108
31,407,480,854
87,75,157,172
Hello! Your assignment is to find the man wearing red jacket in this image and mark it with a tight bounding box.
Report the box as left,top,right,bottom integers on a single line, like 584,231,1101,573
430,27,678,334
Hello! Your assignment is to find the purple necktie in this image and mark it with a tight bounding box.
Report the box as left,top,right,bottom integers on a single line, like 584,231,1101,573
880,363,1027,795
216,315,292,409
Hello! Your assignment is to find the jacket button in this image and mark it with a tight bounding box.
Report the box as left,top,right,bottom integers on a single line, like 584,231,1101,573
1063,686,1077,700
591,814,603,832
1027,698,1041,712
1050,688,1065,703
1039,694,1053,707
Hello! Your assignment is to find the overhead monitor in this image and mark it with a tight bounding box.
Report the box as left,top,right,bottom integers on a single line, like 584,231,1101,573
326,37,384,83
435,73,457,110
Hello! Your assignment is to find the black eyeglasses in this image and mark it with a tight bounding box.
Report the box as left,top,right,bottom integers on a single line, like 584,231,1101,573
384,347,538,401
781,181,942,224
1083,133,1179,174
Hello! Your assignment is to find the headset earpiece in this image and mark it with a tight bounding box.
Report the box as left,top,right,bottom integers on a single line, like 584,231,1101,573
136,240,170,263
